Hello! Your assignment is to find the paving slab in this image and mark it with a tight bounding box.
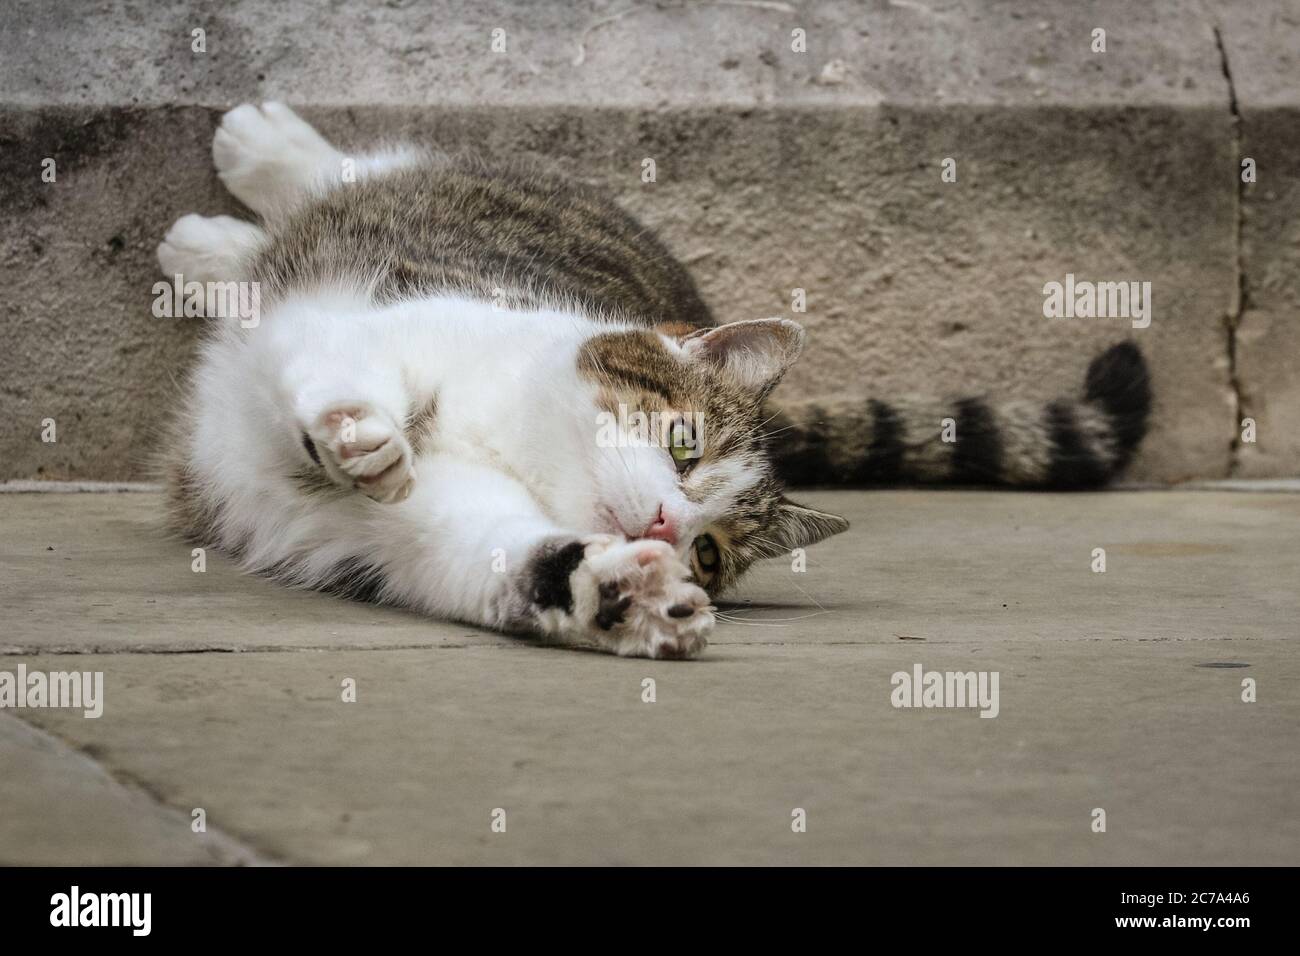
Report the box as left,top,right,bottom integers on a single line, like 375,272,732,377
0,487,1296,864
7,640,1297,866
2,490,1298,653
0,710,264,865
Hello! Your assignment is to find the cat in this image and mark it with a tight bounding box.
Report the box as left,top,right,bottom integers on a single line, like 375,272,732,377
156,102,1151,660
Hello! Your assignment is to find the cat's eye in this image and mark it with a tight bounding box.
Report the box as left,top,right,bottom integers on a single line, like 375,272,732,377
668,417,700,473
693,533,720,578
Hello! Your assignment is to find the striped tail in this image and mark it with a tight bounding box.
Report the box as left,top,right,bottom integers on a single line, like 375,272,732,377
769,342,1152,489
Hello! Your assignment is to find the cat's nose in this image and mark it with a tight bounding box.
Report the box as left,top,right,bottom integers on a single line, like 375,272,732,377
641,506,678,546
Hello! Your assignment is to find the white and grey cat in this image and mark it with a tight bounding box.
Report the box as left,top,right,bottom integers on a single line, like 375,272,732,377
157,103,1150,660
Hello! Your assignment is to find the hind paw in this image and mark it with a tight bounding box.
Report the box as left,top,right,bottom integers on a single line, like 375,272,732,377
213,102,341,217
157,213,265,286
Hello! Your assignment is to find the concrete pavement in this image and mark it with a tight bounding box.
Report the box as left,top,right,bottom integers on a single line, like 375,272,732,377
1,488,1296,865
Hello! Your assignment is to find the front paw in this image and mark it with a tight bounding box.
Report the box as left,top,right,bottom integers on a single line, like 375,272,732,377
574,539,714,659
304,402,415,504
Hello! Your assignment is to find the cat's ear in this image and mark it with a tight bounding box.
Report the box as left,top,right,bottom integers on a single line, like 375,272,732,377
755,497,849,558
679,319,805,398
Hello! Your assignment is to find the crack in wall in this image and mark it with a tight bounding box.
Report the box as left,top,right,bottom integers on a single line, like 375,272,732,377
1213,24,1249,477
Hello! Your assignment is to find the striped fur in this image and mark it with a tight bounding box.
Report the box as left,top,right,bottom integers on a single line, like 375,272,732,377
767,342,1151,488
575,326,847,594
250,154,712,328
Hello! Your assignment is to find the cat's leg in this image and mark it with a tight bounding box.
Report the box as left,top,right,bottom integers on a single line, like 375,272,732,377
227,382,710,655
156,213,267,284
300,401,417,504
212,101,424,220
523,534,716,659
350,457,715,659
285,353,419,505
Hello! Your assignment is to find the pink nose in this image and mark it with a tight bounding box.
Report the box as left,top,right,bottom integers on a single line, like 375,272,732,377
641,507,677,546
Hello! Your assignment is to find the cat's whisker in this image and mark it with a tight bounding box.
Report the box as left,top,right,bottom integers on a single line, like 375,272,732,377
754,423,802,441
713,609,831,626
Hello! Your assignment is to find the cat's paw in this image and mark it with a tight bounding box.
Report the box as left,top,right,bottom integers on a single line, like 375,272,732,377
574,538,713,659
213,102,340,217
157,213,265,286
304,403,415,504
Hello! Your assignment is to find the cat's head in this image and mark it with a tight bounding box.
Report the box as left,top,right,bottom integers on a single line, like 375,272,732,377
571,318,848,595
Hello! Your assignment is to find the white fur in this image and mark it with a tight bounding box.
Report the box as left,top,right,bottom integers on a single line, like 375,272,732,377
157,213,267,285
212,101,426,222
159,103,747,658
185,286,718,655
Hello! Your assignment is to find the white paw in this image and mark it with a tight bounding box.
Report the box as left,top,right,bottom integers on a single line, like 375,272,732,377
305,402,415,504
213,102,341,217
156,213,265,286
575,539,714,659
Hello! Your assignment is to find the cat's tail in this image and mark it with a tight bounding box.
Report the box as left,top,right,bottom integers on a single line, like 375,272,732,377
768,341,1151,489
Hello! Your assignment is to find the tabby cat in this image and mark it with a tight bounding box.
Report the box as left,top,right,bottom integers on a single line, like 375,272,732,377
157,103,1150,659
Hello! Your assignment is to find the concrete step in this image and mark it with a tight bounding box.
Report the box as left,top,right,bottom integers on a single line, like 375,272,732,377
1,0,1296,483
